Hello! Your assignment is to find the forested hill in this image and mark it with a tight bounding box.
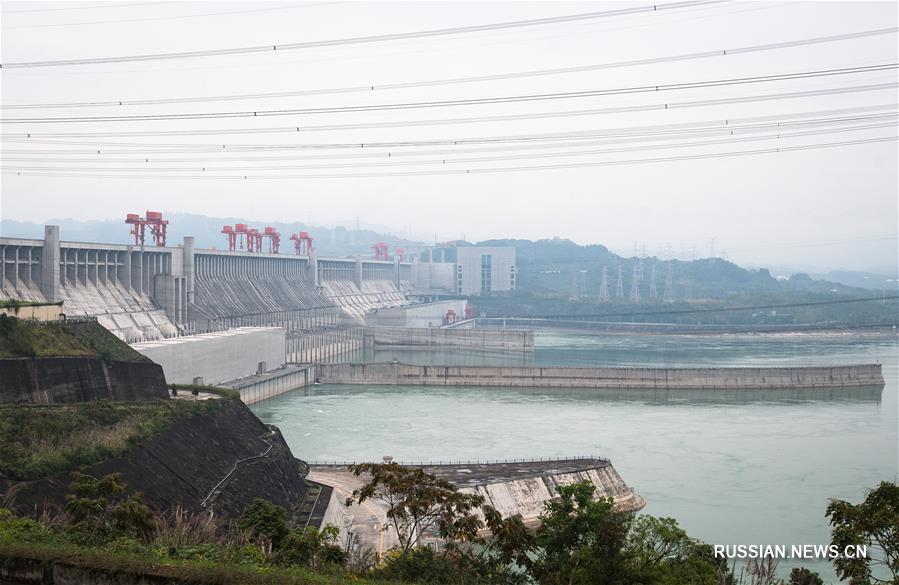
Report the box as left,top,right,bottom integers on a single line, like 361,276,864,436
475,237,883,299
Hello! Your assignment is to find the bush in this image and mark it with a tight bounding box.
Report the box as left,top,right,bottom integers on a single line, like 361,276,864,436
275,525,346,571
237,498,288,549
374,547,463,584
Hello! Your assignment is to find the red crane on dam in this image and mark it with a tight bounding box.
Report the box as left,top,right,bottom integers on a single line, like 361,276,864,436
290,231,314,255
395,247,406,261
125,210,168,247
262,226,281,254
246,227,262,253
372,242,389,260
234,223,250,251
221,225,237,251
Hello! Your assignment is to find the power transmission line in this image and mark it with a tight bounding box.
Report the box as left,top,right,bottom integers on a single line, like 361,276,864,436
5,136,893,179
6,122,891,172
7,120,890,169
5,27,894,109
0,0,722,68
4,64,894,124
4,84,894,143
2,2,343,29
4,111,893,157
1,2,167,14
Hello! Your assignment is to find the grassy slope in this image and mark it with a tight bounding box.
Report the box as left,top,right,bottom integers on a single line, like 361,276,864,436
0,399,220,481
0,316,150,361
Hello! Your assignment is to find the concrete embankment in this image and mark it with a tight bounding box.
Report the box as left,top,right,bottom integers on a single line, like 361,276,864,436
316,362,884,389
223,364,316,404
363,326,534,349
308,457,641,556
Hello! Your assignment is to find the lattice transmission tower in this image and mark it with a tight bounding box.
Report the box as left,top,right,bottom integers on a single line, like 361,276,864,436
629,265,641,303
663,261,674,303
598,266,610,302
649,264,658,299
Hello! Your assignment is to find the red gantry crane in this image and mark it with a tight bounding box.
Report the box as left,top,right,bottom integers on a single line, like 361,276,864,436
221,225,237,251
395,247,406,261
290,231,314,255
372,242,389,260
262,226,281,254
125,210,168,247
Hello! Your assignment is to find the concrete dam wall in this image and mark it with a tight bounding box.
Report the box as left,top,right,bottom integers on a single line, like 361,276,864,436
0,357,169,404
316,362,884,389
1,227,414,342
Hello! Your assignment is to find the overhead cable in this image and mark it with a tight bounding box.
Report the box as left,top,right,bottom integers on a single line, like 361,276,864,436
0,0,723,68
3,64,895,124
4,27,895,109
3,136,895,179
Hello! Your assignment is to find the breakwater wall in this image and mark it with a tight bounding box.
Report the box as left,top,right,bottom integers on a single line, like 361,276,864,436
473,318,898,336
0,357,168,404
363,326,534,349
223,364,316,404
316,362,884,389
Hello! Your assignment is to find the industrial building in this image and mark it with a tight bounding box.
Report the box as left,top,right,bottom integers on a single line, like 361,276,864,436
415,244,516,295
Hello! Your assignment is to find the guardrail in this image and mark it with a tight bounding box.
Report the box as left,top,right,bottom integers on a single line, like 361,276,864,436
307,455,610,467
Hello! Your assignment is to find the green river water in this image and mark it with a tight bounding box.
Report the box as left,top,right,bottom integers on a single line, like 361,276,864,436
251,331,898,582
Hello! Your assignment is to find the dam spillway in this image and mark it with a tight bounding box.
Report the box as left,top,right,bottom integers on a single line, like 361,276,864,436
316,362,884,389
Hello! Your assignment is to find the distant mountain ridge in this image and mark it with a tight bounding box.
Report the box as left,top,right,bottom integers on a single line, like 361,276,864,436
473,237,885,299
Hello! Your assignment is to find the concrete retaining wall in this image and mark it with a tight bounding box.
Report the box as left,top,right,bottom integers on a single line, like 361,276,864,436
463,465,645,529
224,365,315,404
0,357,168,404
316,362,884,389
131,326,286,385
364,326,534,349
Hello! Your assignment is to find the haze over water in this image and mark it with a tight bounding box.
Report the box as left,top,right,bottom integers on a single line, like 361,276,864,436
251,332,898,581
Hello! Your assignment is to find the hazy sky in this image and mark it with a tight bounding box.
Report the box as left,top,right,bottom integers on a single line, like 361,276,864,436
1,0,897,271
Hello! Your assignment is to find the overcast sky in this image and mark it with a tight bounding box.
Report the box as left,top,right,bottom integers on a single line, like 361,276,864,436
1,0,897,271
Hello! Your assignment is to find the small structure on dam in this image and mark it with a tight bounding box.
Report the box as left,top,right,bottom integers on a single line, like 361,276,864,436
308,457,643,556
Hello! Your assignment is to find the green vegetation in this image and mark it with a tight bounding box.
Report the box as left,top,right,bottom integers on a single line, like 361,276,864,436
0,315,150,361
0,473,380,585
826,481,899,585
0,399,220,481
2,467,892,585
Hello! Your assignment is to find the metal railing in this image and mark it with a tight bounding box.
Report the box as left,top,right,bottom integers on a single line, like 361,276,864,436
307,455,610,467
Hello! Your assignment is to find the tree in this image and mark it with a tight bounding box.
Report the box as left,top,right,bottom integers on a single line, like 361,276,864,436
826,481,899,585
626,515,720,585
788,567,824,585
533,481,633,585
345,463,485,554
237,498,289,551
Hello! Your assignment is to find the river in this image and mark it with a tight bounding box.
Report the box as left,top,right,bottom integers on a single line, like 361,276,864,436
250,331,898,582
